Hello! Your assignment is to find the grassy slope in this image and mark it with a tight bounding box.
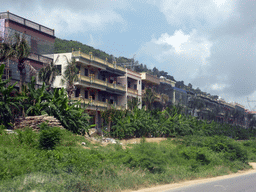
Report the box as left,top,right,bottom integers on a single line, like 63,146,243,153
0,127,256,192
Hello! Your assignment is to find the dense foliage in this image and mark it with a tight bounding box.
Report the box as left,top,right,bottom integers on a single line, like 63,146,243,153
20,78,91,134
0,64,23,127
103,106,256,140
0,64,91,134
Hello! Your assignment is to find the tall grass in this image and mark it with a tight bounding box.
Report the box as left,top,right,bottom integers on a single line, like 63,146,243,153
0,126,254,191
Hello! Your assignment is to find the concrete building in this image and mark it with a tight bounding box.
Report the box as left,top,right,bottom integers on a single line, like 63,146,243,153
0,11,55,86
140,72,162,108
118,68,142,109
159,76,176,106
53,50,129,127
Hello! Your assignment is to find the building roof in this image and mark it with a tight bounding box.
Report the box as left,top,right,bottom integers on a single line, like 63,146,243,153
0,11,55,37
173,87,187,94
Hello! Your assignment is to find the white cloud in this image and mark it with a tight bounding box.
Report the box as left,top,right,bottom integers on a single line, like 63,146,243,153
2,0,126,38
151,29,212,65
157,0,234,28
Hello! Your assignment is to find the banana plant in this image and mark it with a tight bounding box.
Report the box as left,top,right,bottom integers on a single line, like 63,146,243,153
0,64,24,127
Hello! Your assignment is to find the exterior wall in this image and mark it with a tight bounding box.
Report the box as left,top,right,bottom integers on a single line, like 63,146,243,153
140,72,160,85
52,52,127,128
7,21,55,43
127,69,142,109
0,12,55,87
53,53,71,89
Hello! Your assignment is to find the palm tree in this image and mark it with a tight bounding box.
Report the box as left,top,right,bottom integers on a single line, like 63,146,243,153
38,55,60,92
12,33,30,91
142,88,156,110
0,42,14,63
161,93,169,110
61,56,79,100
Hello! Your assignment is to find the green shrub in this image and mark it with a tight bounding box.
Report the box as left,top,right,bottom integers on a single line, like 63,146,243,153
0,125,5,135
39,123,62,150
16,127,38,147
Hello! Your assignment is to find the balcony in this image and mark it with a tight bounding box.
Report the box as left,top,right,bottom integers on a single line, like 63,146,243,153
142,90,161,102
77,73,126,92
140,72,160,85
72,97,124,110
127,88,138,95
72,51,126,73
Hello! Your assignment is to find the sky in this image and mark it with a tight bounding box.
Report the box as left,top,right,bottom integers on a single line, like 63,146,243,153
1,0,256,110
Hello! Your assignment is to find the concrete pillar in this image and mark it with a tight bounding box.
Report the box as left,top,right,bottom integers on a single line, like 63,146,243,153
172,90,176,105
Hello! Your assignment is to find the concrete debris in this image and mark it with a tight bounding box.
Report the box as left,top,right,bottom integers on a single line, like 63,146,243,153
81,142,86,145
14,114,64,130
4,129,18,135
88,128,98,137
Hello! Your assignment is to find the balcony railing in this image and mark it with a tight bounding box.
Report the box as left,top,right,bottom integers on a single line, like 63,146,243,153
72,97,123,110
77,73,126,92
127,88,138,95
0,12,54,36
72,51,126,72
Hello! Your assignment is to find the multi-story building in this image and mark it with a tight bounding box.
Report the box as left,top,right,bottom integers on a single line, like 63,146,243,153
140,72,162,108
173,87,187,106
234,103,246,126
159,76,176,106
0,11,55,86
53,50,127,127
118,68,142,109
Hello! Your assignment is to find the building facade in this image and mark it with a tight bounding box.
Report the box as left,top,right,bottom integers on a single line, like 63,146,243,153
0,11,55,86
53,50,128,127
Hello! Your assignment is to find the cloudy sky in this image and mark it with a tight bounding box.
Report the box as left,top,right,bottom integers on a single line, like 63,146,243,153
1,0,256,109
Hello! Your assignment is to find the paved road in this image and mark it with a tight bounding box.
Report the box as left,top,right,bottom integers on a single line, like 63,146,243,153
165,172,256,192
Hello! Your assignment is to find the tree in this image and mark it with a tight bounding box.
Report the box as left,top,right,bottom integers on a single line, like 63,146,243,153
61,56,79,100
161,93,169,110
0,42,14,63
0,64,23,127
12,33,30,91
143,88,156,110
38,55,60,92
127,97,140,111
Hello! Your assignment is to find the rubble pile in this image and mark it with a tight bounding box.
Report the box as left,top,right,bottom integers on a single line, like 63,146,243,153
14,115,64,130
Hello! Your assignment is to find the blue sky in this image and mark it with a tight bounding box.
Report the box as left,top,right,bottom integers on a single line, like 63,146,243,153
1,0,256,110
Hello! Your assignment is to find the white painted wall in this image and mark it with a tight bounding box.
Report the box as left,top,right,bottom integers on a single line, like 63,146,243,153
52,53,72,88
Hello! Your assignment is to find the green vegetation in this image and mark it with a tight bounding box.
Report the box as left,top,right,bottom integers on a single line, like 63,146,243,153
103,106,256,140
0,64,23,128
0,123,255,191
0,64,91,134
0,37,255,191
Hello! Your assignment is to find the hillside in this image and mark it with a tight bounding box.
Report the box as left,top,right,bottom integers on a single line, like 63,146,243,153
54,38,176,82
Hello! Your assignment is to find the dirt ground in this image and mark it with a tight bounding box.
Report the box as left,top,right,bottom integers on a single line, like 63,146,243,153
119,137,167,145
123,163,256,192
85,137,168,149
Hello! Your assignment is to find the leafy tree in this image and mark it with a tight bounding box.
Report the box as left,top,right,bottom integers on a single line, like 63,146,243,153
38,55,60,92
0,42,14,63
143,88,156,110
0,64,23,127
161,93,169,110
61,56,79,100
127,97,140,111
22,77,51,116
12,33,30,91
